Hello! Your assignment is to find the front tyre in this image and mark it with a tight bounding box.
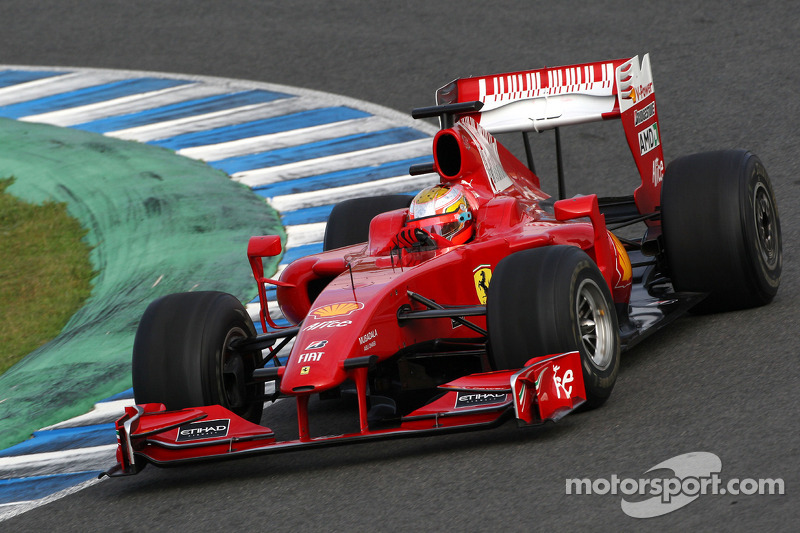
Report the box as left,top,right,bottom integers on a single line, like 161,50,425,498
132,291,264,423
487,246,620,408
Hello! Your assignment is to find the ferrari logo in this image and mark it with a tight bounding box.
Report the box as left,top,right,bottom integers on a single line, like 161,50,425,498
300,366,310,375
473,266,492,304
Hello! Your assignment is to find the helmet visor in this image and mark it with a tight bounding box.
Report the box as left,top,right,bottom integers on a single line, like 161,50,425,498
407,211,468,240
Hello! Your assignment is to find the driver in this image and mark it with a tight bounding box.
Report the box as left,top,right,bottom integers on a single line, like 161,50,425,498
395,184,476,248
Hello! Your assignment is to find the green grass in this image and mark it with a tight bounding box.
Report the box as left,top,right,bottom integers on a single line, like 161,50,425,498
0,177,94,375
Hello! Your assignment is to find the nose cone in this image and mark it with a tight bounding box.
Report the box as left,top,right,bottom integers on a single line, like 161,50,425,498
276,254,409,396
279,317,356,394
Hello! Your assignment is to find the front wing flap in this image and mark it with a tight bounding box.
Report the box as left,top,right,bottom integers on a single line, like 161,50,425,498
439,350,586,424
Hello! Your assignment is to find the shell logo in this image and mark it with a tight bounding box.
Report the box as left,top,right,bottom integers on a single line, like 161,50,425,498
309,301,364,320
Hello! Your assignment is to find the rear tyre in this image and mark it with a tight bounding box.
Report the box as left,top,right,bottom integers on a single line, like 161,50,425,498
661,150,781,312
132,291,264,423
323,194,414,250
487,246,619,408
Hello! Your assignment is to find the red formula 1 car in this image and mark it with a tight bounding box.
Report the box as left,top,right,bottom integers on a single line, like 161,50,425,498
104,54,781,476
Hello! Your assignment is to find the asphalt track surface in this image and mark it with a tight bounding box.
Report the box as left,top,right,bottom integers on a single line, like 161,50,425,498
1,0,798,530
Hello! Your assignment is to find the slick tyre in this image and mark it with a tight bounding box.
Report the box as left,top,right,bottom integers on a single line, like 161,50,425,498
487,246,619,408
661,150,781,312
323,194,414,250
132,291,264,423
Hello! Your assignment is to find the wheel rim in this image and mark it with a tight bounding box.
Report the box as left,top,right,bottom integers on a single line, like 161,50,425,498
575,278,614,370
753,182,779,269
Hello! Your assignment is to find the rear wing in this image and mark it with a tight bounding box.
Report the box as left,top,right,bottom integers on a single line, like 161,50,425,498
432,54,664,215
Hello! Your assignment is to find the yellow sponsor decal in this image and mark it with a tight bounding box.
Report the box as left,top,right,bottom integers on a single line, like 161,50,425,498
300,366,310,375
473,265,492,304
309,301,364,320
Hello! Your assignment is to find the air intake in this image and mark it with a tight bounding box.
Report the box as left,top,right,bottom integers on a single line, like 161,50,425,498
434,131,461,178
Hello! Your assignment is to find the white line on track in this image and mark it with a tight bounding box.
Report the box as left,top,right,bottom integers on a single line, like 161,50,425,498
233,137,431,187
178,115,394,161
285,222,328,248
107,96,330,142
268,172,439,212
0,477,105,522
0,71,132,106
0,445,117,479
105,102,287,141
20,83,229,127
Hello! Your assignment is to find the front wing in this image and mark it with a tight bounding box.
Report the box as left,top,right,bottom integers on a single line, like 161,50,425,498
103,351,584,476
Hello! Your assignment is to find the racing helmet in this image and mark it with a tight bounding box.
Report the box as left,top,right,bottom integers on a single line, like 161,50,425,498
407,184,475,245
